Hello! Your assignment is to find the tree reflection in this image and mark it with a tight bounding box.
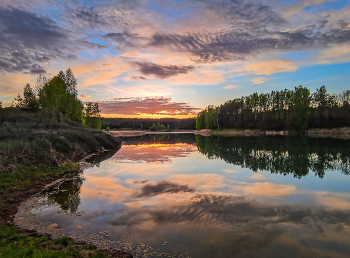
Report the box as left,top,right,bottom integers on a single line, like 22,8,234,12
47,178,83,214
46,148,121,213
196,135,350,178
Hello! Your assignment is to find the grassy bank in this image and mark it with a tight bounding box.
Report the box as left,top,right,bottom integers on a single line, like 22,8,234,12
0,108,122,166
0,108,128,257
0,225,111,258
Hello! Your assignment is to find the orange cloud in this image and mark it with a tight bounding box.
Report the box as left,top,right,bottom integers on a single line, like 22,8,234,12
315,191,350,210
251,77,269,84
78,95,91,99
108,143,197,164
223,85,239,90
244,60,298,75
250,173,267,181
244,182,296,199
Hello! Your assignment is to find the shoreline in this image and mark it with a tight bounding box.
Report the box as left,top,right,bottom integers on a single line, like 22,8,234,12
199,127,350,138
0,147,133,258
108,129,196,137
107,128,350,138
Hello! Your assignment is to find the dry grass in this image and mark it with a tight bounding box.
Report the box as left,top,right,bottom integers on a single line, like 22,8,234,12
0,108,122,166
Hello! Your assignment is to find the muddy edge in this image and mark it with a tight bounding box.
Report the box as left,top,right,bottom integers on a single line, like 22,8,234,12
1,150,133,258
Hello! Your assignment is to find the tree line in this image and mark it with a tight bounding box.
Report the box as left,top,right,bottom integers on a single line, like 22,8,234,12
102,118,196,130
196,85,350,131
6,68,101,129
196,135,350,178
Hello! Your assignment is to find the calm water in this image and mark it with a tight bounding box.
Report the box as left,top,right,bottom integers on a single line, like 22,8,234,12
15,134,350,258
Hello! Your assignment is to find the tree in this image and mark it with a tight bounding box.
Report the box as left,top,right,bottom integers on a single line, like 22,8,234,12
196,111,206,130
84,102,101,129
37,73,84,123
22,84,39,110
291,86,311,131
12,93,24,107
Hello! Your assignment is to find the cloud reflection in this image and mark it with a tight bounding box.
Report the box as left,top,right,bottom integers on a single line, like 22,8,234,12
108,143,197,163
135,180,195,197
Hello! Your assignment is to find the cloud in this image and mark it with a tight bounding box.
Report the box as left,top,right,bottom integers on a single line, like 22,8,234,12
250,173,267,181
78,95,91,99
104,193,350,257
132,62,195,79
282,0,339,18
168,68,226,86
130,76,147,80
223,85,239,90
223,169,238,174
315,191,350,210
0,6,75,74
98,97,199,117
317,45,350,64
108,143,197,164
245,60,298,75
135,180,195,197
244,182,296,199
102,32,138,49
251,77,269,84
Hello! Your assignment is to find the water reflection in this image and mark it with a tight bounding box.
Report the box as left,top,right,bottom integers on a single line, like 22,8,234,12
46,178,83,214
15,134,350,258
196,135,350,178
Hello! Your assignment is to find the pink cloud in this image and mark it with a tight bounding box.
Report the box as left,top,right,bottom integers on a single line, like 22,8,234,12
97,97,200,117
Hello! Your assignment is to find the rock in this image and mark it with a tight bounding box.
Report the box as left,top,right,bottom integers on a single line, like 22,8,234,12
103,249,133,258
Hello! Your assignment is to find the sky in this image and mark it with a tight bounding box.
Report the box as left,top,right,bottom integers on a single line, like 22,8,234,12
1,0,350,118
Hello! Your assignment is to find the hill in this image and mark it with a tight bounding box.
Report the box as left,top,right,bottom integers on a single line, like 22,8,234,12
0,108,121,166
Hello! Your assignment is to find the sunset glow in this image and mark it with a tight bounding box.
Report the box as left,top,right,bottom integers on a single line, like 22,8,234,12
1,0,350,117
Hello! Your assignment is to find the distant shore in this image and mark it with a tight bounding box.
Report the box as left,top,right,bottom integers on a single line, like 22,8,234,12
108,128,350,138
108,130,196,137
205,127,350,138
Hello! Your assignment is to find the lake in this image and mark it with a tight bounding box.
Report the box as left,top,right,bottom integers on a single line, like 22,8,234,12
15,134,350,258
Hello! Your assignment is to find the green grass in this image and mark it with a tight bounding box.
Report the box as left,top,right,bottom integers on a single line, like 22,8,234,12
0,225,109,257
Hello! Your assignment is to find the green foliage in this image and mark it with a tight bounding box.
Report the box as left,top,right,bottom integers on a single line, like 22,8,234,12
54,236,69,247
148,122,167,131
196,105,219,130
291,86,311,131
149,123,157,131
106,126,110,131
20,84,40,110
0,225,111,258
94,250,107,258
38,75,84,123
198,85,350,131
196,110,206,130
84,102,101,129
11,68,84,123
